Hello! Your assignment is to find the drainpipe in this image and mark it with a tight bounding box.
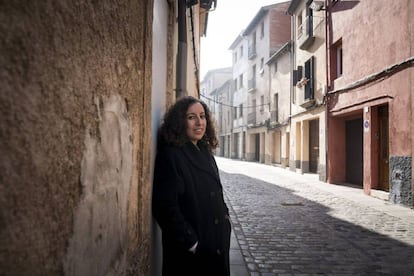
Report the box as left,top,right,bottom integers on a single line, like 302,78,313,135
176,0,187,99
289,14,295,170
324,0,330,183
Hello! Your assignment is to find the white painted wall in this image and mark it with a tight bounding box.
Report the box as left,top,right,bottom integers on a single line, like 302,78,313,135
151,1,169,275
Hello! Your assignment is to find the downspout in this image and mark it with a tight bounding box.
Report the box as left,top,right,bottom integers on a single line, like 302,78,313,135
289,13,295,170
176,0,187,99
189,5,200,97
325,0,330,182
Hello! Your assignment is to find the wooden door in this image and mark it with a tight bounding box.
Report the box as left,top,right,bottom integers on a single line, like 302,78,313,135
378,106,389,191
346,118,363,185
255,133,260,161
309,119,319,173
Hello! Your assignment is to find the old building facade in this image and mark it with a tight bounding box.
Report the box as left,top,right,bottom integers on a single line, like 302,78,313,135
200,67,233,113
288,0,327,181
326,0,414,206
229,34,249,160
204,1,413,209
1,0,215,275
266,42,292,167
244,2,291,163
216,80,234,158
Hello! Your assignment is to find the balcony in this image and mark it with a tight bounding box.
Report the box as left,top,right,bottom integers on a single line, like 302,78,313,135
248,78,256,92
248,44,257,59
298,16,315,50
247,112,256,125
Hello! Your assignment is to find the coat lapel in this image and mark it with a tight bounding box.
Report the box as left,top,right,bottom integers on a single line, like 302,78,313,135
181,142,220,182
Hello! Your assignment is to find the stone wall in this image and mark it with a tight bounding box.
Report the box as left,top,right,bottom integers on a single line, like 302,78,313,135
389,156,413,207
0,1,153,275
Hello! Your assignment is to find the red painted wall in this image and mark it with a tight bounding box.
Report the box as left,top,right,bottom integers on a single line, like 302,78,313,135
327,0,413,190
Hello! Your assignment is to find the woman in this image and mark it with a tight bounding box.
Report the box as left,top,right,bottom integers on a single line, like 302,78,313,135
152,96,231,276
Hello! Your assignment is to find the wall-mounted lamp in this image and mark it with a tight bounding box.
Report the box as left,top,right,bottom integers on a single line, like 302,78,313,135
310,1,325,11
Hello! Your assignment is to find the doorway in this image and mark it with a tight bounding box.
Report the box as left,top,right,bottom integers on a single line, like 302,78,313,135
254,133,260,161
378,105,389,191
273,131,281,164
286,132,290,167
309,119,319,173
345,118,363,185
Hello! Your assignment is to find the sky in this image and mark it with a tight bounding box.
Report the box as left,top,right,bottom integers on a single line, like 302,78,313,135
200,0,288,80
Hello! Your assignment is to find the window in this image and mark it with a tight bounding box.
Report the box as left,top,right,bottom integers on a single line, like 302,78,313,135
239,104,243,117
233,52,237,63
260,58,264,75
336,45,343,78
297,11,303,38
252,32,256,48
234,79,237,91
273,61,278,74
233,107,237,119
331,39,343,80
274,93,279,110
298,66,303,80
239,74,243,88
240,45,243,57
304,56,315,100
260,95,264,113
260,21,265,38
249,32,257,58
250,64,256,89
273,93,279,122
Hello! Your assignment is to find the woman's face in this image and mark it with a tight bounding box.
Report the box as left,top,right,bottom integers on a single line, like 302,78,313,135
185,102,207,145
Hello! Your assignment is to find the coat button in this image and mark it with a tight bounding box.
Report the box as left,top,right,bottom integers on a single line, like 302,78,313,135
214,219,219,224
210,191,215,197
216,249,221,255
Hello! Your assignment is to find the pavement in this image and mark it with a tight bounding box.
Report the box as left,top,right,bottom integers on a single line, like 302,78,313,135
216,157,414,276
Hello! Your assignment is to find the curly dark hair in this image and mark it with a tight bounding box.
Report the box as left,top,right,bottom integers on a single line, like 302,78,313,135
158,96,218,151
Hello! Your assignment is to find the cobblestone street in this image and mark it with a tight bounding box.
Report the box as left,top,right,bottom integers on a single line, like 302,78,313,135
216,157,414,276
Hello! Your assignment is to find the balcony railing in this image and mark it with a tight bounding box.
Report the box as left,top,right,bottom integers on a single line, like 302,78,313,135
247,112,256,125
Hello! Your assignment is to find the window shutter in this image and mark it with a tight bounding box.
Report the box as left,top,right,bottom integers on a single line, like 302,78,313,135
304,56,314,100
292,69,298,85
297,65,303,81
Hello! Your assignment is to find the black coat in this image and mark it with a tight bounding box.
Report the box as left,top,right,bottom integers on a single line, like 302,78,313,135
152,141,231,276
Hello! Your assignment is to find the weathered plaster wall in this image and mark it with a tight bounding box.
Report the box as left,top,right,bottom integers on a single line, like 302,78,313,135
0,1,153,275
64,95,133,275
411,0,414,206
151,0,170,275
327,0,413,206
331,0,411,85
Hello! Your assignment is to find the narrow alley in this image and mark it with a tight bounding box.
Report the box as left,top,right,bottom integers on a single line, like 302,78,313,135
217,157,414,275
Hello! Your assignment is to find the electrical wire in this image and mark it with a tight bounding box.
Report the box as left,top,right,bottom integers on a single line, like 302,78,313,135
200,93,270,110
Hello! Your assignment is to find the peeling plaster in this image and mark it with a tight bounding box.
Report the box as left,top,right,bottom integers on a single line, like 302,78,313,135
64,94,133,276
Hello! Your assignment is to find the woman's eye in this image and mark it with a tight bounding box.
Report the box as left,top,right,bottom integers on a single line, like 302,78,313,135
187,116,195,120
